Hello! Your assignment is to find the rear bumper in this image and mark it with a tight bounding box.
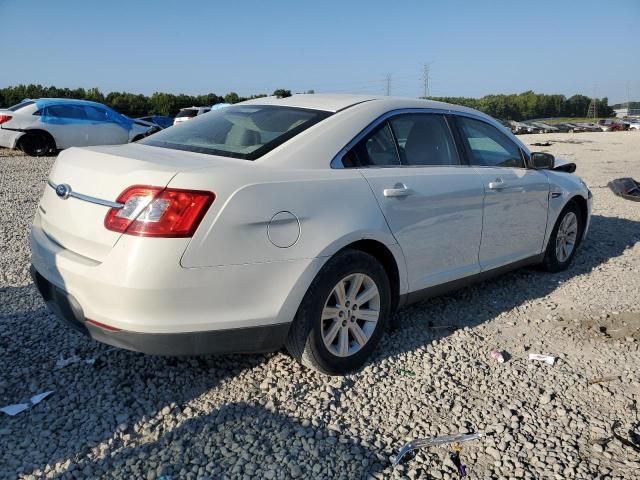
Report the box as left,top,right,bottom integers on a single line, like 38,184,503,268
0,127,24,149
31,265,290,355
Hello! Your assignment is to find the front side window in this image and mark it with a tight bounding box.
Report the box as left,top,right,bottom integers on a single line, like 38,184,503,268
389,114,459,166
84,106,109,122
142,105,331,160
456,116,524,168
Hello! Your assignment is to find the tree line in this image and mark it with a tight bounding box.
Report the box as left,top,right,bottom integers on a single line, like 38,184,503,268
425,91,613,120
0,84,613,120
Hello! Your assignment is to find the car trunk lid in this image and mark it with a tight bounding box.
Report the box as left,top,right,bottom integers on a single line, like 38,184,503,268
39,143,223,262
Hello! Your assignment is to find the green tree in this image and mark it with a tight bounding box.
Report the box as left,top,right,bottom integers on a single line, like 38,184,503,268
273,89,292,98
224,92,240,104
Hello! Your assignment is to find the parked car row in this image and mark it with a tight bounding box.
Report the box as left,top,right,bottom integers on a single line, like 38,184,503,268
0,99,163,156
0,96,238,156
506,118,638,135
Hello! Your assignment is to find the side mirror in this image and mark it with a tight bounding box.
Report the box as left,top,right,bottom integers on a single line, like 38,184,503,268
530,152,555,170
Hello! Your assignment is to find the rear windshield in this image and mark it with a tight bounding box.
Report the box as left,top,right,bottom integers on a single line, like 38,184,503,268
176,109,198,118
8,100,35,111
141,105,332,160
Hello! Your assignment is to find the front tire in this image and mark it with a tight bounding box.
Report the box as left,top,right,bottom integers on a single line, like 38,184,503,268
285,249,391,375
542,201,584,272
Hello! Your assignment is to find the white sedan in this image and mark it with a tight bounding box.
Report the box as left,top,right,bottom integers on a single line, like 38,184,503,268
0,98,154,156
30,94,592,375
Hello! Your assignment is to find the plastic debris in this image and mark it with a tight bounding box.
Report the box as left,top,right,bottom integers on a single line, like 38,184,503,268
0,403,30,416
396,368,416,377
394,432,485,465
490,350,505,363
30,391,54,405
608,178,640,202
528,353,555,365
450,442,467,477
55,354,96,369
0,390,54,416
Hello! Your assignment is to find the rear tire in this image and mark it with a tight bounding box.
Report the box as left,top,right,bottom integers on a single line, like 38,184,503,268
19,132,56,157
285,249,391,375
541,201,584,272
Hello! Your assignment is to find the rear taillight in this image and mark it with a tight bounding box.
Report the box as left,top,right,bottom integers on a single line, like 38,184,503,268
0,115,12,124
104,185,215,238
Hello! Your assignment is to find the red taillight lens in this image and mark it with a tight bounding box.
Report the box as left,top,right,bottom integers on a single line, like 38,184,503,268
0,115,12,124
104,185,215,238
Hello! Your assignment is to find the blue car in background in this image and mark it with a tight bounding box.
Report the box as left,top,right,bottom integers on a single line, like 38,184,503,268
136,115,174,129
0,98,155,156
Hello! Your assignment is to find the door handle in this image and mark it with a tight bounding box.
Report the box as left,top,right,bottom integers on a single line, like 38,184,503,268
488,178,507,190
383,184,413,197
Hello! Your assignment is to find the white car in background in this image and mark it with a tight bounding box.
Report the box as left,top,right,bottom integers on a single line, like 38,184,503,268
629,119,640,130
30,94,591,375
0,99,154,156
173,106,211,125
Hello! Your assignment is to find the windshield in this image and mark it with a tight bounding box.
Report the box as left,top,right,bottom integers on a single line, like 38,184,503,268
141,105,331,160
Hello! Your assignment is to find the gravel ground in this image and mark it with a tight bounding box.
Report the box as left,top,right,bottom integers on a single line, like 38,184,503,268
1,132,639,479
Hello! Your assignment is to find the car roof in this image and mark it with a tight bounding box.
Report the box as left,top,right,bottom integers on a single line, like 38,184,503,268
33,98,111,109
240,93,477,114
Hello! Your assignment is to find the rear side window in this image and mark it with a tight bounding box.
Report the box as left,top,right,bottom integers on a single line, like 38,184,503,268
8,100,35,111
389,114,459,166
456,116,525,168
176,109,198,118
142,105,331,160
342,123,400,168
45,105,88,120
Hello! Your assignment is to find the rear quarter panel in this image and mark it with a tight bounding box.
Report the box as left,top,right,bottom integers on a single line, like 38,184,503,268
173,167,400,268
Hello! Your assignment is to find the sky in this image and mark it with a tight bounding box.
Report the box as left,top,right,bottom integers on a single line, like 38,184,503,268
1,0,638,103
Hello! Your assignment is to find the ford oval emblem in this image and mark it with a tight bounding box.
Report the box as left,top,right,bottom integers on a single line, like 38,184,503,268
56,183,72,199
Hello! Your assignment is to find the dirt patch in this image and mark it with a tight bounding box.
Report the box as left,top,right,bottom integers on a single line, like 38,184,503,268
582,312,640,341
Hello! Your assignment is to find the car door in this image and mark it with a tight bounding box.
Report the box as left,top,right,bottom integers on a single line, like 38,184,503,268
342,112,485,292
40,104,89,148
84,105,129,145
453,115,549,271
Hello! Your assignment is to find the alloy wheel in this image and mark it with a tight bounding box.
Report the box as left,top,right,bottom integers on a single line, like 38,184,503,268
321,273,380,357
555,211,578,262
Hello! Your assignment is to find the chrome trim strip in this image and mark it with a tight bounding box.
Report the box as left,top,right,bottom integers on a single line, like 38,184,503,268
47,179,124,209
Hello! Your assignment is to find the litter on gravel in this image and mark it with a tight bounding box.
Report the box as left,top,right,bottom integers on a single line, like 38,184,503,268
608,177,640,202
0,391,55,416
55,354,96,369
394,432,485,465
528,353,556,365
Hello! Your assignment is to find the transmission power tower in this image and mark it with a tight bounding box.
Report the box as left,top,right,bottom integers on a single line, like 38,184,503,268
587,98,598,119
385,73,392,96
422,64,430,98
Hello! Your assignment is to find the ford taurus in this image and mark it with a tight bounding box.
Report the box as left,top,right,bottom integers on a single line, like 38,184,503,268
30,94,592,374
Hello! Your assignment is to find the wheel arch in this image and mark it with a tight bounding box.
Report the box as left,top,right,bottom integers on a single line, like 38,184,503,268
336,239,403,312
569,194,588,237
17,129,57,150
276,234,407,331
